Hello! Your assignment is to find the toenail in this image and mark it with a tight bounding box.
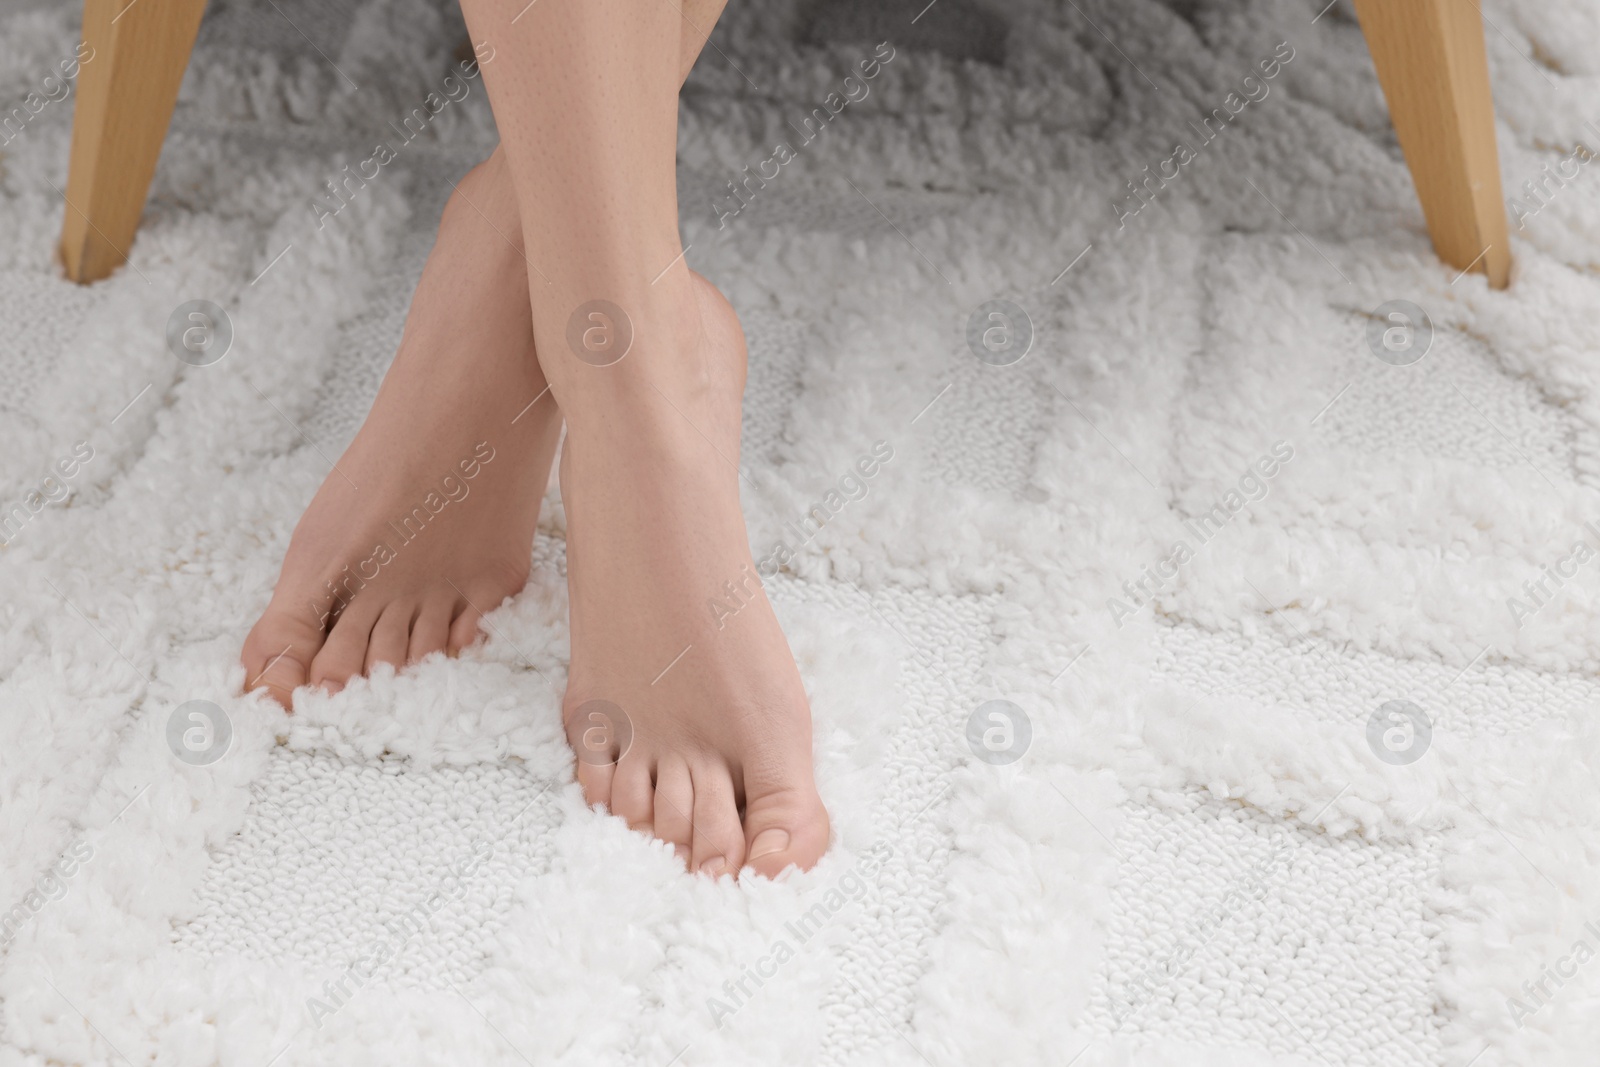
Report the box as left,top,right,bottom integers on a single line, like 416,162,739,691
700,856,726,876
749,829,789,860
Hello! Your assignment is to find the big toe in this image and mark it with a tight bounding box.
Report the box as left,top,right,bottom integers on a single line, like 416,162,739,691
242,604,324,710
741,782,830,879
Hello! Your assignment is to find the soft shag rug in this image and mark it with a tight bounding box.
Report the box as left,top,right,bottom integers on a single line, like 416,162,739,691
2,0,1599,1063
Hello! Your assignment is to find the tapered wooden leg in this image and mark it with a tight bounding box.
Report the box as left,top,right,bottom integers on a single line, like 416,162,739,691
1353,0,1511,288
59,0,209,284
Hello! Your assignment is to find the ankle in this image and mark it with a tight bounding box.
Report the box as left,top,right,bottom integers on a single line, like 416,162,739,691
536,272,727,423
564,405,710,467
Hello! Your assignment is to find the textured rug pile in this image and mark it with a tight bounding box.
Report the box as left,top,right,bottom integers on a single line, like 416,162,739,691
2,0,1599,1063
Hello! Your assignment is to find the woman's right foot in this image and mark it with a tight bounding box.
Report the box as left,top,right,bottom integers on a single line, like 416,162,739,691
558,274,830,878
242,155,562,708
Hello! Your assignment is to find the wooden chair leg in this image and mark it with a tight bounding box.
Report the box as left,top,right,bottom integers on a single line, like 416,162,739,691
59,0,209,284
1353,0,1511,288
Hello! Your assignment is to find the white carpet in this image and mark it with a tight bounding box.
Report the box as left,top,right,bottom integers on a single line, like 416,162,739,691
3,0,1600,1064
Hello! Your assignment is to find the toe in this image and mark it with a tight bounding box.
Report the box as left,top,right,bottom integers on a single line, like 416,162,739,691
365,601,415,674
741,776,830,879
575,759,613,811
407,598,452,664
567,698,623,808
689,762,745,878
446,596,484,656
609,755,653,830
651,758,694,865
308,601,381,693
241,602,324,710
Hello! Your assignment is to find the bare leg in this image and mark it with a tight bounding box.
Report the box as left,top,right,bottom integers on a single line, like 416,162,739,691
240,9,726,708
459,0,830,877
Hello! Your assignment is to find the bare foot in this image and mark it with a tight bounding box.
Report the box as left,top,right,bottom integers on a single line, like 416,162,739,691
559,274,829,878
242,160,562,708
